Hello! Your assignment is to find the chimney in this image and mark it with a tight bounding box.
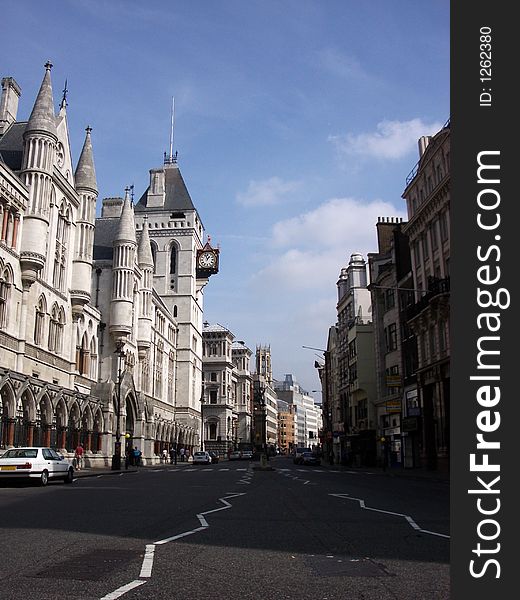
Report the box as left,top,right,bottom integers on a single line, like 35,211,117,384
418,135,432,157
0,77,21,135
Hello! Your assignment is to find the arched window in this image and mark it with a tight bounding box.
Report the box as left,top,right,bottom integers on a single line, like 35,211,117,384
170,244,177,275
173,305,178,318
48,304,65,354
34,295,46,344
150,241,157,274
53,202,71,291
0,267,12,330
209,422,217,440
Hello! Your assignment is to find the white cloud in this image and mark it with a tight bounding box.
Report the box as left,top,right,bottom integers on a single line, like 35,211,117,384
252,196,406,292
329,118,443,161
236,176,301,207
272,197,405,250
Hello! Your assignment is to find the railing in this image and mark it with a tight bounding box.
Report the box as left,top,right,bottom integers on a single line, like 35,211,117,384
406,276,450,321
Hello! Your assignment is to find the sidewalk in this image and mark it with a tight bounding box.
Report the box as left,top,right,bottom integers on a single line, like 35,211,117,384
72,459,212,479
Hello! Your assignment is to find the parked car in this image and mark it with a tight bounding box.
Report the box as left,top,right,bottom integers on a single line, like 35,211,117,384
192,451,212,465
241,450,253,460
300,452,321,466
208,451,219,464
0,447,74,486
228,450,242,461
293,447,312,464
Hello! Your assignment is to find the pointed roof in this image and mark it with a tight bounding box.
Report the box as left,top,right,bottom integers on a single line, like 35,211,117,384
134,163,195,213
25,62,57,137
75,126,97,193
114,187,136,244
137,216,154,268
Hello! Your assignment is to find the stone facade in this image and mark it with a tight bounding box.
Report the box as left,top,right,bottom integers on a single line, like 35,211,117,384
0,63,216,465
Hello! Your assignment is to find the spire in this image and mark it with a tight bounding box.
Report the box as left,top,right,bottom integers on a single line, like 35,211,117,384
114,186,137,244
25,61,57,137
137,216,154,268
75,126,98,193
60,79,68,111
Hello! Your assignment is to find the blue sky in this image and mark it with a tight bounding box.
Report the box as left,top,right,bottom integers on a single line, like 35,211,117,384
2,0,449,394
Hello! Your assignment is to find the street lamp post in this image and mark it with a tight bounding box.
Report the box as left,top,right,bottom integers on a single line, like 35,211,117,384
111,342,125,470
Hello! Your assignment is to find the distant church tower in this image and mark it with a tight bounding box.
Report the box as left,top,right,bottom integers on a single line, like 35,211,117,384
255,345,272,385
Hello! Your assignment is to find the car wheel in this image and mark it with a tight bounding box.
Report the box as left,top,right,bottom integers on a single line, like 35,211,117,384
40,470,49,486
64,468,74,484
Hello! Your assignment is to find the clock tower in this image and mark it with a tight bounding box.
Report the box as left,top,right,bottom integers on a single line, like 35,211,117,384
134,155,218,447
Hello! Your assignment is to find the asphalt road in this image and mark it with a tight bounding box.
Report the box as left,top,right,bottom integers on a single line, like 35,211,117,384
0,457,449,600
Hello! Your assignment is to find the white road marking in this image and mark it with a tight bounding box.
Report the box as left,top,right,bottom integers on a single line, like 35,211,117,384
139,545,155,578
100,580,146,599
330,493,450,539
100,490,248,599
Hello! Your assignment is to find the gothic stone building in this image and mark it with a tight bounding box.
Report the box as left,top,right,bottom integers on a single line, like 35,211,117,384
0,63,218,464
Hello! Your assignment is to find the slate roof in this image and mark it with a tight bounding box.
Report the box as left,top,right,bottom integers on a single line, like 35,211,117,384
93,218,120,260
0,122,26,170
134,163,196,213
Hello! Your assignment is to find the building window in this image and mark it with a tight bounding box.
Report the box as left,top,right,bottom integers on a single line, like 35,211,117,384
385,288,395,310
48,305,65,354
170,245,177,274
385,323,398,353
53,203,70,291
209,422,217,440
0,269,12,330
439,211,449,242
430,221,439,251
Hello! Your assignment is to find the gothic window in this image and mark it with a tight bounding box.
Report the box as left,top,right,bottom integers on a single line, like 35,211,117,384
155,340,164,397
209,422,217,440
34,295,47,344
168,351,175,401
48,304,65,354
150,240,157,273
0,267,12,330
170,244,177,275
53,203,71,291
90,337,98,380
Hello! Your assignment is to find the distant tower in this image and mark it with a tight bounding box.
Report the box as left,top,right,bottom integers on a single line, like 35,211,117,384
71,126,98,317
109,187,137,345
19,62,57,286
256,345,272,385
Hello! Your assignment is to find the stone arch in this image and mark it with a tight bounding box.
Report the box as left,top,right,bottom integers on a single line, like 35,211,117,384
92,407,104,453
0,379,16,448
33,393,53,447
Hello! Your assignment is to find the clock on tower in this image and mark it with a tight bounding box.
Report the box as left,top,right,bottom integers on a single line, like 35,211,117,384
196,240,219,278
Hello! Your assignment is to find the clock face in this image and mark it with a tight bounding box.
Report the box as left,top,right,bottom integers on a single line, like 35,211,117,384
199,251,217,269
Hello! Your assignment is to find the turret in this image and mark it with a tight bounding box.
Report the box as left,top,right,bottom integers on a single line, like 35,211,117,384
109,187,137,344
71,126,98,317
137,216,154,357
19,61,57,286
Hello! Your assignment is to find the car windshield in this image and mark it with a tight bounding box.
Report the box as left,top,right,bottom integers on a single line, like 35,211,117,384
1,448,38,459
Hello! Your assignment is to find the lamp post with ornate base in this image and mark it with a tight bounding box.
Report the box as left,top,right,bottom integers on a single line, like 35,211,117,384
111,342,125,470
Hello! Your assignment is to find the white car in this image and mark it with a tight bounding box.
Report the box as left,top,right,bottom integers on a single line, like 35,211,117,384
192,451,212,465
0,447,74,486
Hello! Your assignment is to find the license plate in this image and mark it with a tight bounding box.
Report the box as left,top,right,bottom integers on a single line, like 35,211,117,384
0,466,16,471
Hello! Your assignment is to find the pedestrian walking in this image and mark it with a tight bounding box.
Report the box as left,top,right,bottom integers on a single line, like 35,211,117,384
162,448,168,463
180,447,185,462
169,447,175,464
133,446,141,467
74,443,84,470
